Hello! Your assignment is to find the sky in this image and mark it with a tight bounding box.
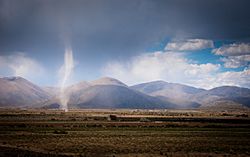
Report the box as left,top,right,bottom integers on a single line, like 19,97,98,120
0,0,250,89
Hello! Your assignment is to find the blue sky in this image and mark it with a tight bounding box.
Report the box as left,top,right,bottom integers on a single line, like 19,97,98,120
0,0,250,89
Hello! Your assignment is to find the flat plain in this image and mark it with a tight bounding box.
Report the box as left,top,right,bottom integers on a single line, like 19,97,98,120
0,109,250,157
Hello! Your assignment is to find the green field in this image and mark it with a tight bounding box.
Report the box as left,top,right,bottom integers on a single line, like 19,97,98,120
0,109,250,157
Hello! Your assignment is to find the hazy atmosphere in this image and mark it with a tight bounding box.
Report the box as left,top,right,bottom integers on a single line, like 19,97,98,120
1,1,250,157
0,0,250,89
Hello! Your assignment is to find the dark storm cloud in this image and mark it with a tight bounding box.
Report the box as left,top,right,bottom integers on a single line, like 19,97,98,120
1,0,250,53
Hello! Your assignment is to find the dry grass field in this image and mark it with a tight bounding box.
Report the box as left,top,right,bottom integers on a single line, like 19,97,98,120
0,109,250,157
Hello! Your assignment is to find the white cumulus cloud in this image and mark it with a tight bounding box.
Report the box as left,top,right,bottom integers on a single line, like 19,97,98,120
220,55,250,68
213,43,250,68
205,68,250,89
165,39,214,51
212,43,250,56
0,53,45,79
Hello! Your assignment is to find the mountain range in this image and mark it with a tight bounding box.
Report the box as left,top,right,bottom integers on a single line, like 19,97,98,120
0,76,249,110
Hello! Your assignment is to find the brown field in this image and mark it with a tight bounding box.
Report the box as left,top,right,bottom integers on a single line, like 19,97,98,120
0,109,250,157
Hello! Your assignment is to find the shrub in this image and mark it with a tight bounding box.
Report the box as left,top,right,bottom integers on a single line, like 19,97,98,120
53,130,68,134
109,114,117,121
139,117,151,122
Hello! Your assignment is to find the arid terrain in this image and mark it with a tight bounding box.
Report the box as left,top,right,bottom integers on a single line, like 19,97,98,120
0,109,250,157
1,0,250,156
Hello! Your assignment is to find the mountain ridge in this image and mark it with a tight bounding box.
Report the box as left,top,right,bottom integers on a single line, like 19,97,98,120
0,76,51,107
0,76,249,110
